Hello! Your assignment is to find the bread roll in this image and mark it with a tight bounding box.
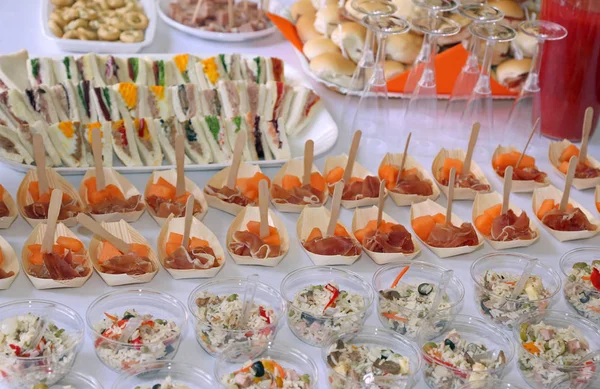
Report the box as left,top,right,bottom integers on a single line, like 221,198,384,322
514,31,537,58
314,4,342,35
311,0,338,10
297,13,323,43
303,37,341,60
487,0,525,27
310,52,356,89
330,22,367,64
495,58,532,92
291,0,317,21
437,13,472,47
385,33,423,64
367,60,406,80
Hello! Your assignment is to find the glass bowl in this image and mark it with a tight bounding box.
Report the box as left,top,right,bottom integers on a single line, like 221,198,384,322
418,314,515,389
471,252,562,329
322,326,421,389
215,343,318,388
373,261,465,339
458,379,529,389
560,247,600,323
514,310,600,389
280,266,375,347
549,371,600,389
0,300,84,386
86,289,187,372
188,277,286,356
112,361,217,389
15,368,103,389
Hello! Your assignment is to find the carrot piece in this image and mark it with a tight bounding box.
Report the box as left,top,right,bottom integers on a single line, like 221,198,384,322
130,243,150,257
282,174,302,191
104,312,119,321
537,199,555,220
27,244,43,265
310,172,326,192
559,144,579,163
523,342,540,355
432,213,446,225
334,223,349,237
326,166,344,185
475,213,493,236
589,306,600,313
307,227,323,242
167,232,184,245
391,266,410,288
378,165,399,190
582,276,591,281
56,236,83,253
165,242,180,257
189,237,210,249
483,204,502,219
382,312,408,322
98,241,122,264
348,177,363,185
412,215,436,241
441,158,463,181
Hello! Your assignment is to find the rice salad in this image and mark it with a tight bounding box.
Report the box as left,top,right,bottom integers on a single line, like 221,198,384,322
325,339,411,389
287,282,367,346
378,282,452,338
134,376,191,389
0,314,78,383
221,358,311,389
422,330,507,389
193,292,276,355
93,310,180,371
477,270,552,328
564,261,600,322
517,321,599,388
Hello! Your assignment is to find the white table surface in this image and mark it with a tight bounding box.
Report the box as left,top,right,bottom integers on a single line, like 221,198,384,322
1,1,599,388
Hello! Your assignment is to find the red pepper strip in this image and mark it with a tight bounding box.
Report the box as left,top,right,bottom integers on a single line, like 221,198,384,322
9,344,21,356
259,306,271,324
117,319,129,328
131,337,143,345
141,320,155,328
104,312,119,322
591,268,600,291
323,283,340,313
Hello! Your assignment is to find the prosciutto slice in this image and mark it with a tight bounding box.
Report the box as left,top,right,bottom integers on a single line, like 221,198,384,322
146,195,202,218
89,195,144,215
164,246,219,270
496,166,547,183
229,231,281,259
426,223,479,248
342,176,381,201
440,173,490,192
392,173,434,196
28,251,89,280
23,200,83,220
303,236,361,256
271,184,324,205
363,224,415,253
0,200,8,217
0,267,15,279
491,209,536,241
204,185,254,206
99,253,155,275
542,208,598,232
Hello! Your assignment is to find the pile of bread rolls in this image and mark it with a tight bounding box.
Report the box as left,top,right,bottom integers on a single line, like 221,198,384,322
290,0,538,93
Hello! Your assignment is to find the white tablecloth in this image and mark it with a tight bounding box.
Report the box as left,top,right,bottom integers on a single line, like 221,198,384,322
0,1,599,388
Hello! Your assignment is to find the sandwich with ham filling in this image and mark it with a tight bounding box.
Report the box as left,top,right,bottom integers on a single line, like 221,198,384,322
171,83,199,121
111,119,142,167
147,58,175,87
92,86,120,122
144,85,172,118
53,56,80,84
0,124,33,164
154,117,191,165
26,237,90,280
132,117,163,166
24,85,62,125
51,81,82,122
0,89,40,127
27,57,56,87
15,121,62,167
74,80,98,123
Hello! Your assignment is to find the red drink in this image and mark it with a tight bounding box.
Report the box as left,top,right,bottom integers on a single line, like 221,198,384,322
539,0,600,140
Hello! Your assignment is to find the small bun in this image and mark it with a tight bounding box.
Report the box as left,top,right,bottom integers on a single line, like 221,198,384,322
514,31,537,58
303,37,341,60
314,4,342,35
291,0,316,21
495,58,532,92
385,33,423,64
296,13,323,43
488,0,525,27
310,52,356,89
330,22,366,63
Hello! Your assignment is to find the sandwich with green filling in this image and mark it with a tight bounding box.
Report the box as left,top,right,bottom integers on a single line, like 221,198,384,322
92,86,120,122
27,57,56,87
126,57,149,85
199,115,232,163
53,56,80,84
74,80,98,123
146,58,175,87
225,116,252,161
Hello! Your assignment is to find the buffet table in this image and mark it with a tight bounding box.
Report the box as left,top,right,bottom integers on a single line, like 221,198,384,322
0,1,599,388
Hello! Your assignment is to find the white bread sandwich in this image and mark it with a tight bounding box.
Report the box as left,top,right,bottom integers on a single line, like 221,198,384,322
225,116,252,161
285,86,321,135
82,121,113,166
262,118,291,160
113,82,143,118
15,121,61,166
27,57,56,87
172,54,201,85
53,56,81,84
111,118,142,166
260,81,294,121
246,82,261,117
234,81,250,115
143,85,172,118
125,57,150,85
245,113,272,161
216,80,242,118
181,117,213,165
196,56,226,90
0,49,30,93
74,80,98,124
24,85,62,125
98,55,130,85
154,117,191,165
171,84,199,121
241,57,285,84
146,58,176,87
47,121,89,167
131,117,163,166
264,57,284,82
0,89,40,127
92,86,120,122
198,89,222,117
198,115,233,163
218,54,244,80
77,53,105,86
0,124,33,164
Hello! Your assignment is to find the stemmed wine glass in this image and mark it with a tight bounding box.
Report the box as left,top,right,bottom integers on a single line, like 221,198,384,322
352,13,411,161
505,20,567,155
443,3,504,129
460,22,516,149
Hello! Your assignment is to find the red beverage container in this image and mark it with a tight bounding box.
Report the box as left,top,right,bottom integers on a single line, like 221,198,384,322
539,0,600,141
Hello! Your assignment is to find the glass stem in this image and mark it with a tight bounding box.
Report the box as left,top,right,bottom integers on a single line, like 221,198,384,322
419,34,437,88
464,36,479,72
358,29,376,68
522,40,544,93
474,40,494,94
371,32,388,86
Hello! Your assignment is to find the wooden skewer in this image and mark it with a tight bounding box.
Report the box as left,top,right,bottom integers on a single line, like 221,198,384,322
175,134,186,198
376,179,386,229
228,0,234,30
91,128,106,191
515,117,540,169
462,122,480,176
77,213,131,254
226,131,246,189
192,0,203,25
560,156,578,212
258,180,270,239
41,190,63,253
181,195,195,250
502,166,513,215
342,130,362,185
302,140,314,186
326,181,344,237
396,132,412,186
33,134,49,196
445,167,456,226
579,107,593,163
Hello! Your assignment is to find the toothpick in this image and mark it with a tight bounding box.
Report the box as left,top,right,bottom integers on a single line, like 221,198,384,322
41,190,63,253
515,117,540,169
462,122,480,176
228,0,234,30
182,195,195,250
91,128,105,191
77,213,131,254
226,131,246,189
342,130,362,185
33,134,49,196
579,107,593,163
502,166,513,215
376,179,386,229
560,156,578,211
258,179,270,239
445,167,456,225
326,181,344,237
175,134,186,198
192,0,203,26
302,140,314,186
396,132,412,186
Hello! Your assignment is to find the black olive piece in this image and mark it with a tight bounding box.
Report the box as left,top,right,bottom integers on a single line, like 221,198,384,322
152,385,161,389
252,361,265,377
418,283,434,296
380,290,401,300
480,298,491,315
580,292,590,304
327,351,341,368
300,312,316,325
336,339,345,350
392,320,407,335
444,339,455,351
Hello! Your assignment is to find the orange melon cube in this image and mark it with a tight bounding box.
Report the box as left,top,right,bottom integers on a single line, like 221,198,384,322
310,172,326,192
326,167,344,185
282,175,302,191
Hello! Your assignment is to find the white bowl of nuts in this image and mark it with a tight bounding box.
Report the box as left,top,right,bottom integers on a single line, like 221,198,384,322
41,0,157,53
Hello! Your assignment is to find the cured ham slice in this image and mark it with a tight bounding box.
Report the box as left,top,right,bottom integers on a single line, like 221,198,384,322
0,267,14,279
557,144,600,178
228,221,281,259
379,165,434,196
363,225,414,254
425,222,479,248
326,167,382,200
438,158,490,191
146,177,203,218
27,241,89,280
24,181,83,220
493,151,547,183
303,227,361,256
271,173,327,205
572,163,600,179
490,209,536,241
164,232,220,270
84,177,144,215
0,200,8,218
97,241,155,275
204,185,253,206
542,208,598,232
